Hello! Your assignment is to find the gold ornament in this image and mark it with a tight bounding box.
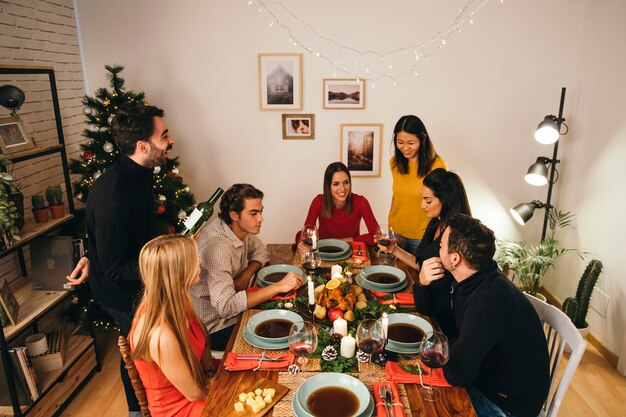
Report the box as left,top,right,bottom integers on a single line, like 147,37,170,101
102,98,110,106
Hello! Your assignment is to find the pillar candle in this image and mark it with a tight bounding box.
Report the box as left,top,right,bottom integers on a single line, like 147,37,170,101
307,276,315,305
340,333,356,358
381,312,389,340
311,233,317,249
333,317,348,337
331,264,342,276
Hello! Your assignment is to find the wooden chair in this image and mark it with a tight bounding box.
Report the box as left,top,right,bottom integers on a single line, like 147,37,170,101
118,335,151,417
525,293,587,417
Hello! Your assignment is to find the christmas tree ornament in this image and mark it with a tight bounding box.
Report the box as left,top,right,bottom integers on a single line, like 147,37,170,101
107,115,115,125
103,142,114,153
153,166,161,174
89,124,98,132
101,97,110,106
98,126,108,132
157,205,166,214
167,226,176,234
288,364,301,374
356,349,371,363
76,193,83,201
184,186,190,193
172,167,179,175
93,171,102,180
82,106,93,116
176,176,183,183
321,346,338,361
84,150,94,160
178,210,187,220
158,194,166,201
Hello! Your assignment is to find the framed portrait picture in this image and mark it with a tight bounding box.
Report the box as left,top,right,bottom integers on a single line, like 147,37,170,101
282,113,315,140
323,78,366,109
0,116,34,155
340,123,383,177
258,53,303,111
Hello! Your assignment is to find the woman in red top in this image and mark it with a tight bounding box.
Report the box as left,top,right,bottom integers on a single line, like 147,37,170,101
129,235,213,417
295,162,379,248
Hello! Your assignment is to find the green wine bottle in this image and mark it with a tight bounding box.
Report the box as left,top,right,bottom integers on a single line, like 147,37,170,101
182,187,224,235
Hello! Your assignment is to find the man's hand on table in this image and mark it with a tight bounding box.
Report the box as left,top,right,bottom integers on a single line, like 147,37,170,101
274,271,302,294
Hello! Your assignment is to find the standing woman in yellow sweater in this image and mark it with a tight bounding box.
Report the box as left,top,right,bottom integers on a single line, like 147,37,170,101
389,115,446,253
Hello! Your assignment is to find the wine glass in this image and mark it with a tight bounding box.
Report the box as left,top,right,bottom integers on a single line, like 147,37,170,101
301,224,319,250
419,331,449,401
288,321,318,367
302,250,321,278
375,224,395,265
355,319,385,358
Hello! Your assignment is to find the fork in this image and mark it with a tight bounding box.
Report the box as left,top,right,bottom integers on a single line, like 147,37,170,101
384,384,397,417
378,384,390,417
235,354,288,362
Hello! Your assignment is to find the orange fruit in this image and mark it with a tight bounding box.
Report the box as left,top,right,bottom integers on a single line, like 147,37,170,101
325,278,341,290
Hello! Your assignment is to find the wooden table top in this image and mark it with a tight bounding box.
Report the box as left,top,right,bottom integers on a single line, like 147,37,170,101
201,244,477,417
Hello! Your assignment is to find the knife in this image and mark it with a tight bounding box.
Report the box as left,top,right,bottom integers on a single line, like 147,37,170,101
385,385,396,417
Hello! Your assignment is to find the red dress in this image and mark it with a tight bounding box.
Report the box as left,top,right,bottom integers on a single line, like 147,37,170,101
129,311,206,417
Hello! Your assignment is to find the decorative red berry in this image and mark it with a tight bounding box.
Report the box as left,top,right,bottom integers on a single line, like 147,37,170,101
167,226,176,234
84,150,94,160
156,205,166,214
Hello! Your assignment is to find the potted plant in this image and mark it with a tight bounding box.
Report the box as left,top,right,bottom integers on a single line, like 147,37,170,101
31,194,49,223
495,209,586,299
0,155,25,231
46,185,65,219
0,155,21,246
563,259,602,337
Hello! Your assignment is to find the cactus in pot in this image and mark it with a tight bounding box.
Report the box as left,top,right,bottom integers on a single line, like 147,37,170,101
562,259,603,329
31,193,49,223
46,185,65,219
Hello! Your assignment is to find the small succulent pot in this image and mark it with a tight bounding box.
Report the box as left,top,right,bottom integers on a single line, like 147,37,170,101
48,204,65,219
45,185,65,219
31,194,49,223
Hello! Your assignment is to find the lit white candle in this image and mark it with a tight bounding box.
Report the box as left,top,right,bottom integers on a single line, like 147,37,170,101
331,264,342,276
381,313,389,341
311,233,317,249
333,317,348,337
307,276,315,305
340,333,356,358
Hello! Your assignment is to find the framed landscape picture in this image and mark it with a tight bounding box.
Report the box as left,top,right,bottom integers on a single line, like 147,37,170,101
323,78,365,109
282,113,315,140
258,53,303,111
340,123,383,177
0,116,34,155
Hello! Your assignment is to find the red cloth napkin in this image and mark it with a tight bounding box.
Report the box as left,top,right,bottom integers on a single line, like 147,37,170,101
373,381,406,417
223,353,294,371
385,361,452,387
246,286,296,300
351,241,369,262
370,290,415,305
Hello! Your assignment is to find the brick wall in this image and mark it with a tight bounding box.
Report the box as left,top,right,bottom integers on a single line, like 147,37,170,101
1,0,86,282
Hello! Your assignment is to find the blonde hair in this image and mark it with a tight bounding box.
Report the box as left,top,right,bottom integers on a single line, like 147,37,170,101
132,234,206,390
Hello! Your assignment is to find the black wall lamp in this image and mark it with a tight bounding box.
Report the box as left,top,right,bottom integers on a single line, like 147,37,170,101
511,87,568,240
0,84,26,116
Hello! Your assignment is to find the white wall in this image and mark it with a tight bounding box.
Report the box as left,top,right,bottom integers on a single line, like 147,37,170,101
73,1,626,357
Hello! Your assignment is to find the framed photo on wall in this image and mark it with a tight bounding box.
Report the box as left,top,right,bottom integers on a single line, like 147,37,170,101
323,78,365,109
282,113,315,140
0,116,34,155
258,53,303,111
340,123,383,177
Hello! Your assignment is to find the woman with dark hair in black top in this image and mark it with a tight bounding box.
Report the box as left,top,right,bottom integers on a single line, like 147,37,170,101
378,168,471,339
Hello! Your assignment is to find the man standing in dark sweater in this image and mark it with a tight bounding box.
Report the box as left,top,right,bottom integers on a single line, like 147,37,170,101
421,214,550,417
70,105,174,417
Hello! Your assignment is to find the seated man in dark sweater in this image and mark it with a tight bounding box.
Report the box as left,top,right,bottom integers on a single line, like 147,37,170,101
422,213,550,417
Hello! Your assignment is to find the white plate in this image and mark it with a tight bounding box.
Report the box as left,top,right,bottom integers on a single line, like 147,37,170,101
356,273,407,293
292,391,375,417
245,309,303,343
386,313,433,348
242,327,289,350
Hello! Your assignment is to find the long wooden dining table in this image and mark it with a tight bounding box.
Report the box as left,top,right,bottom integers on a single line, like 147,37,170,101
201,244,477,417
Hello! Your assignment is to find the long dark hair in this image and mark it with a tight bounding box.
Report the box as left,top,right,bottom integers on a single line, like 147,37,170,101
423,168,471,230
322,162,353,218
392,115,439,177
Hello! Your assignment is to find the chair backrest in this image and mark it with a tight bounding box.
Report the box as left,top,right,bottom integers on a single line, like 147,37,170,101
118,335,151,417
525,293,587,417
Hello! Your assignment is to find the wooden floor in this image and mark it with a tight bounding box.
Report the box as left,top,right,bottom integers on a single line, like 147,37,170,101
59,331,626,417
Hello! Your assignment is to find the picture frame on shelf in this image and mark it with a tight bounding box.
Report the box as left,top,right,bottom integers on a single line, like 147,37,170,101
0,276,19,326
258,53,303,111
323,78,365,109
340,123,383,178
282,113,315,140
0,116,34,155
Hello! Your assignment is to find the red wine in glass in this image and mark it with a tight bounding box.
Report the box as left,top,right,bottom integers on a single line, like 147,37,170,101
419,331,449,402
290,342,315,356
302,262,317,274
420,350,448,368
302,238,313,247
378,238,391,246
358,338,385,354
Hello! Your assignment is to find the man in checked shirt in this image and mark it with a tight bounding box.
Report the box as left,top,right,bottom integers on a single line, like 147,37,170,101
190,183,302,350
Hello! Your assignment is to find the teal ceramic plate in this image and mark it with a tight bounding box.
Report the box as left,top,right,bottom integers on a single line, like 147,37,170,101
257,264,303,287
245,309,303,343
242,327,289,350
386,313,433,348
359,265,407,290
356,273,407,293
292,391,375,417
317,239,351,261
385,339,421,354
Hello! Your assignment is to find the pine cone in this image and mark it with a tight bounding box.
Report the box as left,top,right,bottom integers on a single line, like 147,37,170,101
330,332,344,344
356,349,371,363
371,352,388,366
321,345,338,361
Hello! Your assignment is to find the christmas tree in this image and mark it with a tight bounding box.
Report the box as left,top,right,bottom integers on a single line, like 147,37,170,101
69,65,196,235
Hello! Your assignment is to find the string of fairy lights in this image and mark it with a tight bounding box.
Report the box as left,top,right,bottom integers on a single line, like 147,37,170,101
246,0,503,86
